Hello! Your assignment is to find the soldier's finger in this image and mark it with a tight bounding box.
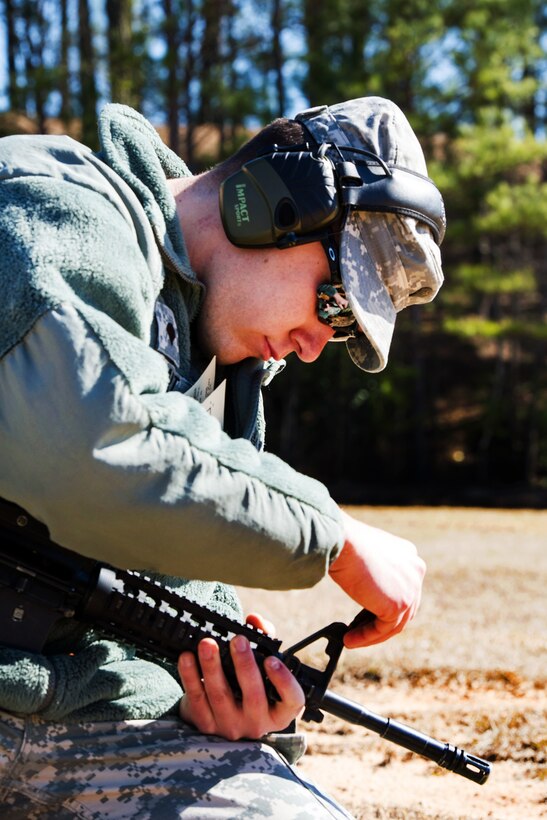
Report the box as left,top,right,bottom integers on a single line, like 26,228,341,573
230,634,268,721
177,651,216,733
245,612,276,637
263,656,305,726
199,638,240,732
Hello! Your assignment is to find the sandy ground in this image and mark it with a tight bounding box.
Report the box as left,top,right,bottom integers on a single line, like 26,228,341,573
236,507,547,820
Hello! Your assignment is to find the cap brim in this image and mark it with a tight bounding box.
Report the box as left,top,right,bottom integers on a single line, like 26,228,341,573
297,97,444,373
340,212,396,372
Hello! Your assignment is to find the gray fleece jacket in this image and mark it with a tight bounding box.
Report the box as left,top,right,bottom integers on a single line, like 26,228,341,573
0,105,344,721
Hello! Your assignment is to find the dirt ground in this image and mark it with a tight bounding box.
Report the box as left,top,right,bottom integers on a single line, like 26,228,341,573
236,506,547,820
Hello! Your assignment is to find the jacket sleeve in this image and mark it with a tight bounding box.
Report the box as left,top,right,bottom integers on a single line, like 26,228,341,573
0,179,344,589
0,304,343,587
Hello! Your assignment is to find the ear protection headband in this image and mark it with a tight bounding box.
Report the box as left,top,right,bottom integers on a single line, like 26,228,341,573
219,141,446,250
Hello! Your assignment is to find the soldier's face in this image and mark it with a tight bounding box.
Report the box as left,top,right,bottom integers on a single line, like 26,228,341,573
196,240,335,365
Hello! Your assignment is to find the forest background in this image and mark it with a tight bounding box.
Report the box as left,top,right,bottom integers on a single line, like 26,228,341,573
1,0,546,508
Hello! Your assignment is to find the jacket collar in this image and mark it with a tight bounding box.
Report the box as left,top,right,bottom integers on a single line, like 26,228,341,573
96,105,204,317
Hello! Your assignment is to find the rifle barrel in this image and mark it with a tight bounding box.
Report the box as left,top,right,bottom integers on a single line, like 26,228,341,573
319,690,490,785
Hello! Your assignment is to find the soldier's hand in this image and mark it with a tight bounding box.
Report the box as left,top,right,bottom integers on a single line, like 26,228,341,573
329,510,426,648
177,613,305,740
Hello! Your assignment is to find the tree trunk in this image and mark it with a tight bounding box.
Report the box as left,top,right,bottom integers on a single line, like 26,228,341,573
106,0,136,105
5,0,22,110
59,0,72,124
78,0,99,146
271,0,286,117
163,0,180,155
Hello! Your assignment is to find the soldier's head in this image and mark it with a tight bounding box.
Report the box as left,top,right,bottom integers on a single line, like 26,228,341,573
211,97,445,372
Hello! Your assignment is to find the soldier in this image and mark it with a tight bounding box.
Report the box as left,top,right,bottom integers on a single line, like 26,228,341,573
0,96,444,817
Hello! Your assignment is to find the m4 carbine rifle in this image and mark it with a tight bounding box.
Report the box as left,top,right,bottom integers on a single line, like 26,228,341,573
0,498,490,785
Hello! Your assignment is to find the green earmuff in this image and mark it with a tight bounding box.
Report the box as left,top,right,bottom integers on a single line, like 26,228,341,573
219,142,445,250
219,148,340,248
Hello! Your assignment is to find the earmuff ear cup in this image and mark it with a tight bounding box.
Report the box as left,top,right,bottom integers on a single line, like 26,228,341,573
219,151,340,247
219,165,279,246
268,151,339,235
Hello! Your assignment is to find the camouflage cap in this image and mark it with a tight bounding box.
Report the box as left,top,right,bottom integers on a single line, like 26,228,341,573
296,96,444,372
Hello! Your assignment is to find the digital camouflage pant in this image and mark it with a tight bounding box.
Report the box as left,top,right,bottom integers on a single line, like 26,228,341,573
0,712,354,819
